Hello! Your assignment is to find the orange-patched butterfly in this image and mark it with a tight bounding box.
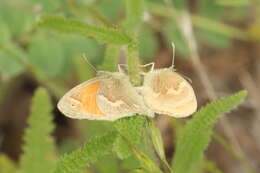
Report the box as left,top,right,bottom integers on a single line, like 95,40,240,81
139,43,197,118
57,67,154,121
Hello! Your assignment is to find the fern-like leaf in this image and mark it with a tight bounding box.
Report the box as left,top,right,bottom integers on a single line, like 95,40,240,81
53,131,117,173
113,116,148,159
18,88,56,173
172,90,247,173
38,16,133,45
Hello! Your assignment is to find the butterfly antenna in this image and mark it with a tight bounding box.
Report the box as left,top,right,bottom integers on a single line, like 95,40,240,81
171,42,175,69
82,54,97,73
139,62,155,72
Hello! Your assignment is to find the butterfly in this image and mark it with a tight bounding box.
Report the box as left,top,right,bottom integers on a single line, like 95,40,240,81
57,71,154,121
140,65,197,118
58,44,197,121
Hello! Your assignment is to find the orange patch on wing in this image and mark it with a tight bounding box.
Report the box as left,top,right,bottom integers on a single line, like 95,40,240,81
71,82,104,116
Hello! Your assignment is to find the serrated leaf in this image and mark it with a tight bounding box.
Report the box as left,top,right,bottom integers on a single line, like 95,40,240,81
113,116,148,159
53,131,117,173
121,136,163,173
172,90,247,173
94,155,119,173
38,15,133,45
18,88,57,173
113,136,132,159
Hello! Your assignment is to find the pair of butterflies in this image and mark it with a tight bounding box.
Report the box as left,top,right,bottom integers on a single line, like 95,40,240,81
57,61,197,121
58,44,197,121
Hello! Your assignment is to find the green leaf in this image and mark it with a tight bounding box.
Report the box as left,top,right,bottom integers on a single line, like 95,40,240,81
196,29,231,49
163,19,189,57
0,50,25,77
113,136,132,159
0,6,33,37
113,116,148,159
96,0,124,22
29,34,66,78
148,120,165,160
172,0,187,9
0,21,11,44
94,155,119,173
215,0,250,7
148,120,173,173
18,88,57,173
121,136,163,173
204,160,223,173
38,15,133,45
120,156,141,170
197,0,225,19
0,154,16,173
27,0,65,12
60,35,103,65
53,131,117,173
58,35,103,78
172,90,247,173
138,28,158,62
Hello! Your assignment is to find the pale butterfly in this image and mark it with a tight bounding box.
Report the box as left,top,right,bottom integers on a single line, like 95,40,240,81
139,43,197,118
57,56,154,121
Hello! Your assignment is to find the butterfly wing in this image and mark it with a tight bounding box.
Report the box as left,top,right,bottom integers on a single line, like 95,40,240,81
142,68,197,118
57,77,106,120
58,72,153,121
96,72,154,120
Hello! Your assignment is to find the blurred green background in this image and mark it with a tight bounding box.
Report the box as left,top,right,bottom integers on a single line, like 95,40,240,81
0,0,260,173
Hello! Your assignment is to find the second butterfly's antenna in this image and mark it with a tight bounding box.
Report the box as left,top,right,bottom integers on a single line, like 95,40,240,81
82,54,97,73
171,42,175,68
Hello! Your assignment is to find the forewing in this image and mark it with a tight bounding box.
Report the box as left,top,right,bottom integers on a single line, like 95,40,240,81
57,77,108,120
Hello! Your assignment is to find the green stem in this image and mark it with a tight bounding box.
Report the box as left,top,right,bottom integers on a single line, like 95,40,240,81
127,42,142,86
